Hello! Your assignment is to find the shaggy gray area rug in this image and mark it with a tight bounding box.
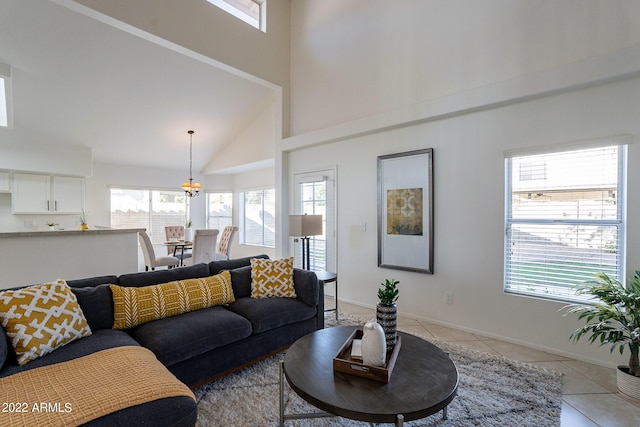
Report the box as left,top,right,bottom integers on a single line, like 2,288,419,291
194,315,562,426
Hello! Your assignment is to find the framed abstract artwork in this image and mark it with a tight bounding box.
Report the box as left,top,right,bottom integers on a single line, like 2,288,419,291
377,148,434,274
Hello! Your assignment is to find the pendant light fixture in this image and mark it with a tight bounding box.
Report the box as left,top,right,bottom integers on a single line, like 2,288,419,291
181,130,201,197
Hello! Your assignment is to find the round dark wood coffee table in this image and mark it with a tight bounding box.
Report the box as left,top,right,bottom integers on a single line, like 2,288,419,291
280,326,458,426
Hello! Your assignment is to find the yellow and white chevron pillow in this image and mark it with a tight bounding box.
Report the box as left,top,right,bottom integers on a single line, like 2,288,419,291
0,280,92,365
110,270,235,329
250,257,297,299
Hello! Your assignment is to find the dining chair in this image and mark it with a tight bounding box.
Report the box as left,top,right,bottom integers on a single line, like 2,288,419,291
183,229,219,266
164,226,184,254
138,230,180,271
215,226,239,260
165,225,192,263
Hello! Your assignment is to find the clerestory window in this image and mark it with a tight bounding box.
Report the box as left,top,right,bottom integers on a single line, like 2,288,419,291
206,0,266,32
0,64,12,128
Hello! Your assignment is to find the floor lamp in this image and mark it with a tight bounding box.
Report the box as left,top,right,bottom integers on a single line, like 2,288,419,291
289,214,323,270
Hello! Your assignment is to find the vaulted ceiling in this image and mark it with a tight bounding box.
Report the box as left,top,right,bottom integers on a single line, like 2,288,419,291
0,0,275,173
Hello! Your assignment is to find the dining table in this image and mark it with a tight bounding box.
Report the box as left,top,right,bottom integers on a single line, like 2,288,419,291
162,240,193,266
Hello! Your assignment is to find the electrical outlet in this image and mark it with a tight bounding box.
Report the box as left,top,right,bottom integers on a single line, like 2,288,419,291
361,222,367,232
24,220,34,227
444,292,453,305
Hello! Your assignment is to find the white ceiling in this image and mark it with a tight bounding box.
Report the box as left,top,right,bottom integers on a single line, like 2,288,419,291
0,0,275,173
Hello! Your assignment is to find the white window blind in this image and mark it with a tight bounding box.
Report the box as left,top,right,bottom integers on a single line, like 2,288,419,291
505,144,625,302
240,188,275,247
206,191,233,230
110,187,187,244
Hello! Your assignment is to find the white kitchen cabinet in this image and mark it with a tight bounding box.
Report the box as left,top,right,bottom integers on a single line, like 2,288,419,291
0,172,9,192
52,176,84,213
12,173,84,214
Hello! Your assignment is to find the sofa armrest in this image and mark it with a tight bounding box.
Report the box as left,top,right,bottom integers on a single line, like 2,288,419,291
293,269,320,307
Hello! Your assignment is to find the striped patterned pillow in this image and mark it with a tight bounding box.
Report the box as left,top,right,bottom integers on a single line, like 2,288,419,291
110,271,235,329
250,257,297,299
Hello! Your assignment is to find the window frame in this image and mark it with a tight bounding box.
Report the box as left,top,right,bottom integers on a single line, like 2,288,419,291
504,143,627,303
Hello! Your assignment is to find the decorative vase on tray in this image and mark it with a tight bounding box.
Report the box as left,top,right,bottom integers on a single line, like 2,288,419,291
361,319,386,367
376,279,399,352
184,219,193,242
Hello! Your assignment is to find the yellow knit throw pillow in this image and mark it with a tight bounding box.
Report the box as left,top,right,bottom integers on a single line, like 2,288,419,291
0,280,92,365
250,257,297,299
110,271,235,329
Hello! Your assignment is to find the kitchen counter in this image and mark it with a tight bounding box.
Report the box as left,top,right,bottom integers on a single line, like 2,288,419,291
0,228,145,289
0,228,145,238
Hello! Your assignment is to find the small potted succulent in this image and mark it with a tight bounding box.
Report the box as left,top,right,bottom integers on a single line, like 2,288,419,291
377,279,399,352
79,210,89,230
46,222,58,230
564,271,640,400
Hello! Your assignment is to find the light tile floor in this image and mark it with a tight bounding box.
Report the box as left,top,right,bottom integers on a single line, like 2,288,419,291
332,298,640,427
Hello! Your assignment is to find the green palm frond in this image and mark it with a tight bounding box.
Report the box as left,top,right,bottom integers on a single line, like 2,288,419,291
563,271,640,376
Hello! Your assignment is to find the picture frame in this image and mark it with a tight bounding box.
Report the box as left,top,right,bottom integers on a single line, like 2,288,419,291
377,148,434,274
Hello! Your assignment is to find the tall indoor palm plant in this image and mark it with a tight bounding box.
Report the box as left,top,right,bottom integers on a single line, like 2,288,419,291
564,271,640,398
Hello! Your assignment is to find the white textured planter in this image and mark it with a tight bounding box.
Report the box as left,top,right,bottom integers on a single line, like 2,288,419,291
617,366,640,401
184,228,193,242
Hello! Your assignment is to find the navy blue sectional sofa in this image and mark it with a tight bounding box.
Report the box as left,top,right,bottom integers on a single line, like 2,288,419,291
0,255,324,426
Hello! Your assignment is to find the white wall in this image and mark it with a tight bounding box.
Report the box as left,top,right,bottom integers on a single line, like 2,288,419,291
0,140,92,177
204,96,279,174
290,0,640,136
73,0,291,136
287,75,640,368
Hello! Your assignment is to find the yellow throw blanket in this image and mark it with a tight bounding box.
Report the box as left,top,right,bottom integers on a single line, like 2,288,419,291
0,346,195,427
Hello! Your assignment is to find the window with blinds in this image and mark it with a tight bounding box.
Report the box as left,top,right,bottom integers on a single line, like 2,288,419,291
504,144,626,302
206,191,233,230
240,188,275,247
110,188,187,244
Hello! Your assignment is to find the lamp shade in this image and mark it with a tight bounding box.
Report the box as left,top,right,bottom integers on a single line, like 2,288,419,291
289,215,323,237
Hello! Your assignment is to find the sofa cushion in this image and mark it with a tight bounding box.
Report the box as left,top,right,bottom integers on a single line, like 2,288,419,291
67,275,119,288
0,280,92,365
250,257,297,299
127,305,252,367
229,266,318,306
71,284,114,331
226,297,317,334
0,329,139,378
230,266,252,299
118,263,210,287
111,271,235,329
0,326,7,368
293,269,320,307
208,254,269,275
